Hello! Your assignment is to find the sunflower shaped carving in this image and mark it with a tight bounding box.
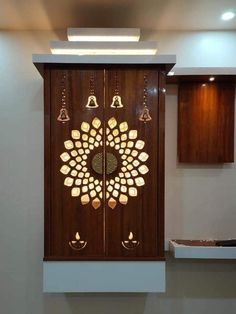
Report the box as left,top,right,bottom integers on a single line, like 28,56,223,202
60,117,149,209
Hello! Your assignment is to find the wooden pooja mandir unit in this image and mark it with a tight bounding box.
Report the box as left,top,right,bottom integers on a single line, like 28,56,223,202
33,54,175,292
44,64,166,260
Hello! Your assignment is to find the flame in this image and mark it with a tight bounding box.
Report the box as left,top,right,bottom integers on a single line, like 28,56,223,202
75,232,80,240
128,232,133,240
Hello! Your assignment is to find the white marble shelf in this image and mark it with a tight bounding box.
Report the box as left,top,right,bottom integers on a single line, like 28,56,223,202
32,54,176,76
169,240,236,259
32,53,176,65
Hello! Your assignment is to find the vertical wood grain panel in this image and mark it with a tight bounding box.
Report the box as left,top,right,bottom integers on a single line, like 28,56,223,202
44,68,51,257
104,67,162,259
45,65,104,259
178,82,235,163
157,71,166,258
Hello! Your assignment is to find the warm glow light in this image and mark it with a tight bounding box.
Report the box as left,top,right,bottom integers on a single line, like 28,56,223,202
50,41,158,56
64,140,74,150
129,130,138,140
75,232,80,240
69,35,140,42
209,76,215,81
67,28,140,42
71,187,80,197
221,11,235,20
108,117,117,129
51,48,157,56
92,198,101,209
135,140,145,150
128,232,134,240
71,130,80,139
119,122,128,132
119,194,128,205
61,116,149,209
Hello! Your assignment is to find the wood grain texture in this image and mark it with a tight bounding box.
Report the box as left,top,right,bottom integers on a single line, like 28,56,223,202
157,71,166,258
44,68,52,257
104,68,160,258
167,75,236,85
46,66,105,258
44,64,166,260
178,82,235,163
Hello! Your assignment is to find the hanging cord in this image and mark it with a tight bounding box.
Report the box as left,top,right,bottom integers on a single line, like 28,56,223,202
57,72,70,122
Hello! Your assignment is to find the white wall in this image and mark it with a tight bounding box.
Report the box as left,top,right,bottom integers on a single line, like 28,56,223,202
0,30,236,314
165,85,236,241
143,30,236,68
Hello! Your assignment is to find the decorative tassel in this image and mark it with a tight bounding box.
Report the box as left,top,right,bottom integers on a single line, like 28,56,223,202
139,75,152,123
58,72,70,123
86,74,99,108
111,71,123,108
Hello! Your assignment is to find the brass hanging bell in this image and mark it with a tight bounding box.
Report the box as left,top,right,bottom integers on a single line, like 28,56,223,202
86,95,99,108
139,106,152,122
111,95,123,108
57,107,70,122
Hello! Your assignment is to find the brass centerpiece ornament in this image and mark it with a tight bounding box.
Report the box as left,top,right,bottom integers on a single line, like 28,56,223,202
60,117,149,209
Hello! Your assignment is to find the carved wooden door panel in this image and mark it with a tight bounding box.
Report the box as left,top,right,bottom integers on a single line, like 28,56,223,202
44,65,164,261
45,67,105,259
104,68,162,258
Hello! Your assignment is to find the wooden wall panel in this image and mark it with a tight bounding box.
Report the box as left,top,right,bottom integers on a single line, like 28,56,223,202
178,82,235,163
157,71,166,258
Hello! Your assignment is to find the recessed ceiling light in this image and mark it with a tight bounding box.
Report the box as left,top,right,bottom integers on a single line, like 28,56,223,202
209,77,215,82
221,11,235,21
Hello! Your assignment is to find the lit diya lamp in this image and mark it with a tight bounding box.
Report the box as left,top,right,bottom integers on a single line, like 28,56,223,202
69,232,87,251
122,231,140,250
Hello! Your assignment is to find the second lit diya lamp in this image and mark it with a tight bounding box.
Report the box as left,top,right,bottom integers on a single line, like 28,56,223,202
69,232,87,251
122,231,140,250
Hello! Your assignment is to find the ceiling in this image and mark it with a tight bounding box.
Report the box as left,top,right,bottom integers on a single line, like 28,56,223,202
0,0,236,31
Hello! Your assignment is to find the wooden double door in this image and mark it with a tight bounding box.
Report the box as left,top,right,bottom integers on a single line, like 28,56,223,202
44,65,165,260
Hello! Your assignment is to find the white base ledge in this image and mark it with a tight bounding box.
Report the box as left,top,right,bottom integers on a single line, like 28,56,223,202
43,261,165,293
